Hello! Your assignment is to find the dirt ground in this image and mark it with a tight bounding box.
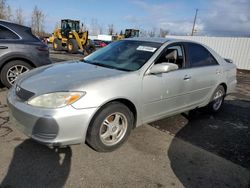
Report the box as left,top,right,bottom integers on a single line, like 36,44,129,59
0,52,249,188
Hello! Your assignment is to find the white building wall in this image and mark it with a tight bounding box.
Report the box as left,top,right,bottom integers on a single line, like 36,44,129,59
166,36,250,70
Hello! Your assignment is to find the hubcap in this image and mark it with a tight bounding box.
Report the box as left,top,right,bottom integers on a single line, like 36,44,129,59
99,112,128,146
213,89,224,111
7,65,29,85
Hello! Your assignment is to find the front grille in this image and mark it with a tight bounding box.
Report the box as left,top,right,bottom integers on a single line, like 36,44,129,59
15,85,35,101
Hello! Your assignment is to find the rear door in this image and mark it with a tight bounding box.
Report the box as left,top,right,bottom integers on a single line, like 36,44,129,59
183,42,221,107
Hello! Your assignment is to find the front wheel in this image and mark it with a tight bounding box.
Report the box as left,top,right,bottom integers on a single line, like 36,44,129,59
86,102,134,152
67,39,78,54
207,85,225,113
53,38,62,51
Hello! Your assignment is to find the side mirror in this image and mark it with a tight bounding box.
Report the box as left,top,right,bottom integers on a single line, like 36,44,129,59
148,63,178,75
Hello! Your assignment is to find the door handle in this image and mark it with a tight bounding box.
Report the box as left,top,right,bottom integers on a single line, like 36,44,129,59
0,46,8,49
183,75,191,80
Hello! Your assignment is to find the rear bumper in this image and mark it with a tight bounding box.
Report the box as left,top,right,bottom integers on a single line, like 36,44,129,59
7,88,97,147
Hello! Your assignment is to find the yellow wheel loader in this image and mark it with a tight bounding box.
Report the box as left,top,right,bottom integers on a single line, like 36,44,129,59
115,29,140,40
51,19,95,54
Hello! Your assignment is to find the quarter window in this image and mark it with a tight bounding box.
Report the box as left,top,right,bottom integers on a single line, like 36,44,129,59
0,25,19,40
186,43,218,67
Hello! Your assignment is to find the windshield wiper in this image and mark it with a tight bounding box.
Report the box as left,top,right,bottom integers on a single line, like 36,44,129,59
81,59,131,72
81,59,92,64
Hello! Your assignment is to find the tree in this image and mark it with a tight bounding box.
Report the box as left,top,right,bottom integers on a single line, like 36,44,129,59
80,22,88,32
13,7,24,25
148,27,157,37
0,0,7,19
120,30,123,35
5,4,11,20
139,29,147,37
99,24,104,34
0,0,12,21
108,24,114,35
159,28,169,37
90,18,102,35
31,6,45,36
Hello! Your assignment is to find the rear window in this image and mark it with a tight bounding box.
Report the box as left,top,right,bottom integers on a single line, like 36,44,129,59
26,28,41,41
0,25,19,40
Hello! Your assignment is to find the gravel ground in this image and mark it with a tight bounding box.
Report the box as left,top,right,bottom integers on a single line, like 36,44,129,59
0,52,249,188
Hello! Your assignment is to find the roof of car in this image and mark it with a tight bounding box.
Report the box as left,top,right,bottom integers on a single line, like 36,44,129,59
0,19,30,30
0,20,39,41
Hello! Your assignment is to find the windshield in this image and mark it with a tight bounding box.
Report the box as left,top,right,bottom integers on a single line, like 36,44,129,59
83,40,161,71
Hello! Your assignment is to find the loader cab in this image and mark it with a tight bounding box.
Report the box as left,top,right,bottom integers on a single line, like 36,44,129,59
61,19,80,37
124,29,140,38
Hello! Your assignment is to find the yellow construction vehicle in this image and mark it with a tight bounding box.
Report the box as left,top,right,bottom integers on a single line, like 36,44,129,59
115,29,140,40
51,19,95,54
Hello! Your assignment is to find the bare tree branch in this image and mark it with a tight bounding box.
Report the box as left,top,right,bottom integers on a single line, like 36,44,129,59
148,27,157,37
90,18,99,35
159,28,169,37
108,24,114,35
5,4,12,20
13,7,24,25
31,5,45,36
0,0,7,19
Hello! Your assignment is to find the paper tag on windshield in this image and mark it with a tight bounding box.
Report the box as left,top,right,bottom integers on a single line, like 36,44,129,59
137,46,157,52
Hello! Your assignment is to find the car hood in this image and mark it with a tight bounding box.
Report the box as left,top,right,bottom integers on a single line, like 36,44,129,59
17,61,125,94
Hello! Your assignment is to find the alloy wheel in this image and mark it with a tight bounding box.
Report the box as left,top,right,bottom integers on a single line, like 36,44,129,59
99,112,128,146
7,65,29,85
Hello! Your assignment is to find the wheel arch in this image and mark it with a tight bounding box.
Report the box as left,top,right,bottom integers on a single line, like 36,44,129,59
219,82,227,94
89,98,138,130
0,56,36,71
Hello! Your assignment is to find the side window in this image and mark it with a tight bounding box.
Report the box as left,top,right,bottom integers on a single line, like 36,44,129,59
155,45,185,69
186,43,218,68
0,25,19,40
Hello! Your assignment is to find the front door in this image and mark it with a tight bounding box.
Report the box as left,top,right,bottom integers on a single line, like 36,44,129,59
142,43,191,123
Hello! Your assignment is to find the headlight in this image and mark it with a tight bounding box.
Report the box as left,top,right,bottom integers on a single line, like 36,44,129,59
27,92,86,108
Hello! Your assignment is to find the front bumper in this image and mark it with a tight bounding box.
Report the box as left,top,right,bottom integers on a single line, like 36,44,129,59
7,88,98,147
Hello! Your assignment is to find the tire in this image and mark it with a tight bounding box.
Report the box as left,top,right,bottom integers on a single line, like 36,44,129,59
53,38,62,51
207,85,225,113
86,102,134,152
85,44,96,55
0,60,33,88
67,39,78,54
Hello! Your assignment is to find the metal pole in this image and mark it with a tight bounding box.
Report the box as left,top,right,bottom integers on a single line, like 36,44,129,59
191,9,198,36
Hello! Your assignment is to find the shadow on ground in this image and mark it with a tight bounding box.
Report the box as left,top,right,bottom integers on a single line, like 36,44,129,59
151,99,250,187
0,140,72,188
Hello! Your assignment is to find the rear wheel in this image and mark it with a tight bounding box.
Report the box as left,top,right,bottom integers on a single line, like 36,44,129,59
86,102,134,152
207,85,225,113
53,38,62,51
0,60,32,88
67,39,78,54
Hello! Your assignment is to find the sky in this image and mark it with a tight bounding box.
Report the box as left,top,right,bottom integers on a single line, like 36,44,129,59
7,0,250,37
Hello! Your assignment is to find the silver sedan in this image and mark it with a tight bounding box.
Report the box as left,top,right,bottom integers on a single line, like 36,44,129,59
7,38,237,152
